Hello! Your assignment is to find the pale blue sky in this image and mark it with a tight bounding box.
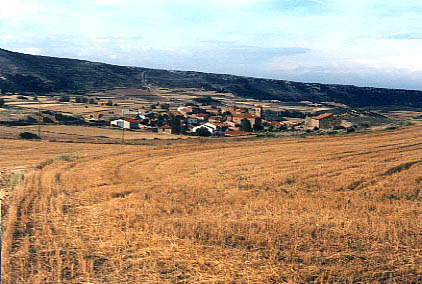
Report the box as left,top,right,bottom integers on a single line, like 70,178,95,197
1,0,422,89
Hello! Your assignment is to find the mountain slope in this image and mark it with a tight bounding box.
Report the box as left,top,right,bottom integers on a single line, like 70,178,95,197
1,48,422,107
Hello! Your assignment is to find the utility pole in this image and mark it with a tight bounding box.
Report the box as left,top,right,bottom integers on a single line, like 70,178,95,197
122,120,125,144
38,97,41,138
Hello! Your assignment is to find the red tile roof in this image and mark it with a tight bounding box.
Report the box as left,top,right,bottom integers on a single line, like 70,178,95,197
233,113,257,119
124,118,138,123
160,125,172,129
313,113,333,120
268,121,285,126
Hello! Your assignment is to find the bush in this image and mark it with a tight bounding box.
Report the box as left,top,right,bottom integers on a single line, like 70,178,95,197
196,127,211,137
240,118,252,132
19,132,40,140
43,117,54,123
58,95,70,102
75,96,88,103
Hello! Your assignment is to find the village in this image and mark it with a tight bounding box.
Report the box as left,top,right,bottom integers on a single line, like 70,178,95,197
1,86,397,141
108,103,345,137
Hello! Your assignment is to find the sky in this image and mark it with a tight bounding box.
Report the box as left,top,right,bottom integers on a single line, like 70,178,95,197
1,0,422,90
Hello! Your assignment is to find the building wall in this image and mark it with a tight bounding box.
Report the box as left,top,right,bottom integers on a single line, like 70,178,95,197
319,116,338,129
306,116,339,129
232,116,261,126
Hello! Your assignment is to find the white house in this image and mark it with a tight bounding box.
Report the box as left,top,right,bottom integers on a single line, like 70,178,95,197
192,122,226,134
110,118,139,129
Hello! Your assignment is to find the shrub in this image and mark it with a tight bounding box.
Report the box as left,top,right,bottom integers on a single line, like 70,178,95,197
58,95,70,102
240,118,252,132
19,132,40,140
196,127,211,137
75,96,88,103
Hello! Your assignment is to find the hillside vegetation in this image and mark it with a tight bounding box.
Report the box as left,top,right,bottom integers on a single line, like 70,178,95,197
2,126,422,283
1,48,422,107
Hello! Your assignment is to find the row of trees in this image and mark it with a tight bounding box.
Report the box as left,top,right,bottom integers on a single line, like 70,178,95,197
59,95,97,104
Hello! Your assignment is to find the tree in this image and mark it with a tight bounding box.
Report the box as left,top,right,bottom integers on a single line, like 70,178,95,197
169,114,181,134
88,98,96,104
106,100,113,106
19,132,40,140
58,95,70,102
75,96,88,103
196,127,211,137
0,98,4,108
239,118,252,132
253,123,263,132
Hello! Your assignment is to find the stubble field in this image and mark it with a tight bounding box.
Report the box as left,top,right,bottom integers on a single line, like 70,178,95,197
2,126,422,283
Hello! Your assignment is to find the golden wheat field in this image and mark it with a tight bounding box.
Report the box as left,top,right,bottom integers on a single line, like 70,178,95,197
17,125,191,140
2,126,422,283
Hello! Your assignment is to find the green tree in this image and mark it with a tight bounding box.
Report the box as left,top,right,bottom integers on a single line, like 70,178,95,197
196,127,211,137
58,95,70,102
19,132,40,140
253,123,263,132
240,118,252,132
169,114,181,134
75,96,88,103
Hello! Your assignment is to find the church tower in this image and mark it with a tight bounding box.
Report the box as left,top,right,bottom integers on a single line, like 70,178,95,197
255,105,263,118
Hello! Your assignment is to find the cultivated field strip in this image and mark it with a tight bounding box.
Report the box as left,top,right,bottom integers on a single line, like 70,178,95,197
2,127,422,283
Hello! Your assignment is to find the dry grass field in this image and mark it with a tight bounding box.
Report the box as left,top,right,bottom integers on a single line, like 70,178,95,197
0,139,128,169
17,125,191,140
2,126,422,283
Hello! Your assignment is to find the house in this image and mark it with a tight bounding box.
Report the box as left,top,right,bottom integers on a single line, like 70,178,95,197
229,113,262,127
208,115,222,123
192,122,224,135
159,125,172,134
110,118,139,129
267,121,285,127
196,113,208,121
186,116,199,125
305,113,339,130
255,105,263,117
235,108,248,114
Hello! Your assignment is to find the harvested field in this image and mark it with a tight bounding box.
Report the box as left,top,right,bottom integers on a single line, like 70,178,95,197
17,125,191,140
0,139,129,168
2,126,422,283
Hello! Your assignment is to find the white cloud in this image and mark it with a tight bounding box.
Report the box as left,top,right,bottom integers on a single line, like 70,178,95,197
0,0,41,22
17,47,42,55
1,0,422,89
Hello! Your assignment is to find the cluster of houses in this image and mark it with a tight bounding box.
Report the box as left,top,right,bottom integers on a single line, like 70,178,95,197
108,103,342,136
110,105,267,136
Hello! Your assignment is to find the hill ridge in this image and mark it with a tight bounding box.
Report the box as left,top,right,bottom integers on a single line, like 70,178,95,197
1,48,422,107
